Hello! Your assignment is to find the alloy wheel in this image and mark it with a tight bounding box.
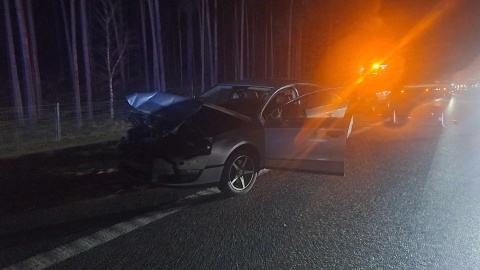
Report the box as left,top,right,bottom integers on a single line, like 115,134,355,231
228,155,256,191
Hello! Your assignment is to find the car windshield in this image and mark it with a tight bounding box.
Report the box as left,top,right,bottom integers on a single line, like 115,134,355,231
197,85,272,116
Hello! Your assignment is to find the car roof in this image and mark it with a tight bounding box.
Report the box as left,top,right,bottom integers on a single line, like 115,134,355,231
217,79,303,90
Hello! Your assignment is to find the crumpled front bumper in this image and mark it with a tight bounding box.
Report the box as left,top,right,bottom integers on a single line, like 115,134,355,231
119,136,223,187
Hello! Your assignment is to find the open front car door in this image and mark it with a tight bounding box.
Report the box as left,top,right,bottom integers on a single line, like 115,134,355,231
264,90,353,175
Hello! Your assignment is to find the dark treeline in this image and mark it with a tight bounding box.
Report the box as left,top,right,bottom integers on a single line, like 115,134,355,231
1,0,480,128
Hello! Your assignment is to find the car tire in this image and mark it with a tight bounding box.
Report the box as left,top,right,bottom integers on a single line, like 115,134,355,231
219,149,258,196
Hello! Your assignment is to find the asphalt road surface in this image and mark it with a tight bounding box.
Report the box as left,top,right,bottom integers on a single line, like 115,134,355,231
1,90,480,269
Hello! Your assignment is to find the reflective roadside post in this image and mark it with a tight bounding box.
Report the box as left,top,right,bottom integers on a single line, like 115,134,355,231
55,103,62,141
393,110,398,124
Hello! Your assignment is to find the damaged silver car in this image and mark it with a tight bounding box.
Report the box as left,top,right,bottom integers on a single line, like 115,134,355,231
119,79,354,196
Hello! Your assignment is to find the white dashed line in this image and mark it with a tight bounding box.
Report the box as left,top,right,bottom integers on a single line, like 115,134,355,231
5,208,183,270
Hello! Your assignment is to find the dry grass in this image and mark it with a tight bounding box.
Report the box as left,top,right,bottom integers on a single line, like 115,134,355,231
0,120,130,158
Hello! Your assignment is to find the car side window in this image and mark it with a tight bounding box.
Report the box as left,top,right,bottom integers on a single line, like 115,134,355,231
269,91,347,120
263,88,297,119
203,87,233,104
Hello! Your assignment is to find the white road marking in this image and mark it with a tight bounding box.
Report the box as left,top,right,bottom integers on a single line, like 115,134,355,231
183,187,221,200
5,208,183,270
6,119,385,270
259,169,270,176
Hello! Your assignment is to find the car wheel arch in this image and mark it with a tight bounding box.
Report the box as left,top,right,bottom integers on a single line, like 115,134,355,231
218,143,261,196
226,143,262,169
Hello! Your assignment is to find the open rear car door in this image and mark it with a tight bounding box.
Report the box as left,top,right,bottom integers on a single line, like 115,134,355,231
264,90,353,175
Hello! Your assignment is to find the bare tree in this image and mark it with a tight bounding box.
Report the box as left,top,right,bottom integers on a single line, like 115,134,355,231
198,0,205,92
140,0,150,90
295,4,304,79
70,0,82,127
206,0,215,87
3,0,24,124
287,0,293,78
154,0,166,92
108,0,126,95
234,0,238,79
177,6,184,89
264,10,268,78
26,0,42,111
60,0,82,127
81,0,94,120
239,0,244,80
222,7,227,81
147,0,160,92
181,0,194,97
213,0,218,84
269,1,274,78
60,0,74,81
250,3,256,79
245,4,249,78
96,0,127,119
14,0,36,129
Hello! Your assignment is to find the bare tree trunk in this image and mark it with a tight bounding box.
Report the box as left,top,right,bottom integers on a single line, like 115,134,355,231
206,0,214,87
147,0,160,92
264,18,267,78
70,0,82,127
199,0,205,92
192,41,197,93
245,5,249,78
222,7,226,81
269,1,274,78
295,0,304,79
213,0,218,84
109,0,125,94
81,0,93,120
26,0,42,111
239,0,244,80
140,0,150,90
54,1,65,74
102,0,115,119
177,6,183,89
251,5,255,79
287,0,293,78
296,21,303,79
154,0,166,92
3,0,24,124
60,0,74,80
14,0,36,129
234,0,238,80
60,0,82,127
105,13,114,119
97,0,126,120
182,0,194,97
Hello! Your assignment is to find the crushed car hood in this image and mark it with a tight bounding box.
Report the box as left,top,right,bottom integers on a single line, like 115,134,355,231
126,92,203,135
126,92,203,122
126,92,251,136
127,92,200,114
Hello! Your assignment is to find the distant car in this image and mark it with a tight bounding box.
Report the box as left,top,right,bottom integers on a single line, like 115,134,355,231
119,79,354,196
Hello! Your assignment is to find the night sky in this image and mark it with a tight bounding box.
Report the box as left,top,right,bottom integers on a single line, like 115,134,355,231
1,0,480,106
